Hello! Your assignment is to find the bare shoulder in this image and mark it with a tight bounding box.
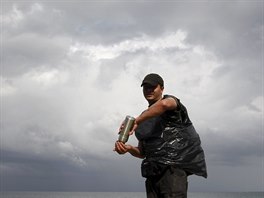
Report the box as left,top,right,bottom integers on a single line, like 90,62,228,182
161,96,177,110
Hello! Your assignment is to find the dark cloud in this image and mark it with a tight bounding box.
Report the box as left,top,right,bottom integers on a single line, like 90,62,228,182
202,127,262,166
3,34,71,76
1,0,262,192
1,149,144,191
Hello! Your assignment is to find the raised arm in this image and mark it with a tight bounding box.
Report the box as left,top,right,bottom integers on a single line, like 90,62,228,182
131,97,177,133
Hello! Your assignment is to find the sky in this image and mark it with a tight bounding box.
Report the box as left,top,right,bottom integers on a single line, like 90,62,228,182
1,0,263,193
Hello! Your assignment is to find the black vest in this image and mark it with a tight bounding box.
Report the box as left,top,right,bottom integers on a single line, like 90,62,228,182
135,95,207,178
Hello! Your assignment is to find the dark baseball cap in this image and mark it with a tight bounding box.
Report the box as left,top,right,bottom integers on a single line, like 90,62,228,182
141,73,164,87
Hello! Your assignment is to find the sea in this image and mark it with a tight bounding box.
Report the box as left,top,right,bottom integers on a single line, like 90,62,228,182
0,192,263,198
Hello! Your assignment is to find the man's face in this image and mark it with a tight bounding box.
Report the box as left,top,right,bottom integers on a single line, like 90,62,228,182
143,84,164,104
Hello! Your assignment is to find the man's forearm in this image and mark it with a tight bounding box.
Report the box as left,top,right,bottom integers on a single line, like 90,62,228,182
136,98,177,125
128,146,144,159
136,101,167,124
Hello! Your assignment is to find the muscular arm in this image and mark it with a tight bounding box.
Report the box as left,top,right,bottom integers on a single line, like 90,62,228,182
135,97,177,126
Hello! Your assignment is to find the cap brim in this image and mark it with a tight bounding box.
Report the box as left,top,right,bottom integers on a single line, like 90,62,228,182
141,81,158,87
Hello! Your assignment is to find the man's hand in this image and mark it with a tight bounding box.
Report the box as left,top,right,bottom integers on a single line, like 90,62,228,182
128,119,138,135
118,121,125,134
114,141,144,158
118,118,138,136
114,141,132,155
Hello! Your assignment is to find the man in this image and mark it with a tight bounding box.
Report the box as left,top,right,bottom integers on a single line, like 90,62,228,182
114,73,207,198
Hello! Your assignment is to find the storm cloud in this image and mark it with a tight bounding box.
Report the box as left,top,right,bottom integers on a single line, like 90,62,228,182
1,1,263,192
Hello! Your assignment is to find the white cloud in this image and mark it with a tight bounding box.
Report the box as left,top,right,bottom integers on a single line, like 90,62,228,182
251,96,263,112
25,68,69,87
2,30,223,166
0,78,17,96
1,3,43,27
1,4,24,25
29,3,43,14
69,31,188,61
1,1,262,191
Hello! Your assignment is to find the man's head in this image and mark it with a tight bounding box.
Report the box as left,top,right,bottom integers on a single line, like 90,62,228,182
141,73,164,88
141,73,164,105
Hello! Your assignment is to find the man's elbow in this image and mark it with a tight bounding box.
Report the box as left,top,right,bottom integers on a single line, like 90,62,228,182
161,99,176,110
